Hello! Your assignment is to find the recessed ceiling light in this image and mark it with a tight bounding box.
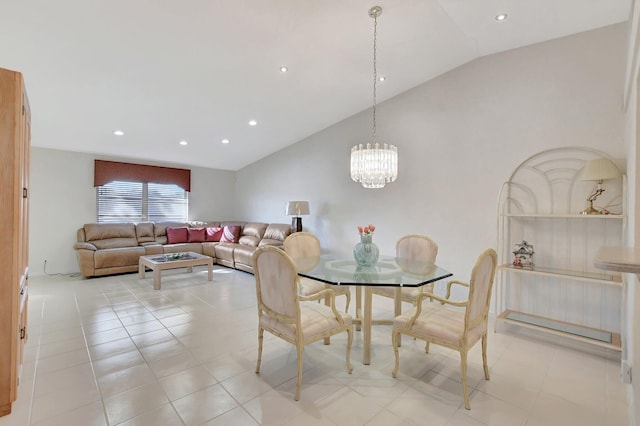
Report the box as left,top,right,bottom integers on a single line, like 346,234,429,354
248,120,257,126
495,13,507,21
378,76,386,82
113,130,124,136
179,140,188,146
221,138,230,144
280,66,288,73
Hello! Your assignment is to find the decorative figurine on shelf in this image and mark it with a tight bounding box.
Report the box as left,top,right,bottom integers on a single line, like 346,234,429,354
512,240,534,268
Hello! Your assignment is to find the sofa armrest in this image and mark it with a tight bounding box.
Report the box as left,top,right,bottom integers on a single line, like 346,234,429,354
74,242,97,251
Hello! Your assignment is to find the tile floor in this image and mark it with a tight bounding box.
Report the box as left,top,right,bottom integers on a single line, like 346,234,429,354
0,265,631,425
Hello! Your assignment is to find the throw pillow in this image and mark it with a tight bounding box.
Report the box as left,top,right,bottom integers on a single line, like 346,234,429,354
220,225,241,243
187,228,206,243
205,226,223,242
166,226,188,244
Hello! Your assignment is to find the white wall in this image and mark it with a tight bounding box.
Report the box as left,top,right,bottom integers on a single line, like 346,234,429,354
29,148,237,275
624,1,640,423
235,24,627,290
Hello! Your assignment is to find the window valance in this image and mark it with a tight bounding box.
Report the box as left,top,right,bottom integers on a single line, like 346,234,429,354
94,160,191,192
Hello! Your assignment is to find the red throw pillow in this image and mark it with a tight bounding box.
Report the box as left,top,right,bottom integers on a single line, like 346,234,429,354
166,226,188,244
205,227,223,242
187,228,206,243
220,225,241,243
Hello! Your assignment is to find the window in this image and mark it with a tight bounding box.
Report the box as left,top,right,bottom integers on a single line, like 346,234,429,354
97,180,188,223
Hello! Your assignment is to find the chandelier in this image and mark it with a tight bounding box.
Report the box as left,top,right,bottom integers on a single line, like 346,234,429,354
350,6,398,189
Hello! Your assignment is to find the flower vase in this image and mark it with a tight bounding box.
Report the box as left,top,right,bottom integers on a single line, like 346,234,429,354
353,233,379,266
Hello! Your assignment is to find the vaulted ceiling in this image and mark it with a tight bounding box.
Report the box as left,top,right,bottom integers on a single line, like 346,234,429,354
0,1,631,170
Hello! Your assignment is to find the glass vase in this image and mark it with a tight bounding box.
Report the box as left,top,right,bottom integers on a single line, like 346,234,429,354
353,233,379,266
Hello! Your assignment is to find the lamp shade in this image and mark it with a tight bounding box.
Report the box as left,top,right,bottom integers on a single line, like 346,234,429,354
286,201,310,216
580,158,621,181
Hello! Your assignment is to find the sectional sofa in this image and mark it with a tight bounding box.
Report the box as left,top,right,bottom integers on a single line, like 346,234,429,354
74,221,292,277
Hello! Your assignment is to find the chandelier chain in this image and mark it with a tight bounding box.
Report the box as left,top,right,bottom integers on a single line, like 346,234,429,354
372,11,377,143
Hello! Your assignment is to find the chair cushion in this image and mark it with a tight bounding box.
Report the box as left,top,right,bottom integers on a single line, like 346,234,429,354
299,277,349,297
261,303,352,343
372,284,433,303
394,303,485,347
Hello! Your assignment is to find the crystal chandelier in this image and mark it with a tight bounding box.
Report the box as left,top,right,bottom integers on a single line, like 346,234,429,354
350,6,398,189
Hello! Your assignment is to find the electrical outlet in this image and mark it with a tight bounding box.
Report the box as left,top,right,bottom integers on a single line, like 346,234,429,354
622,361,632,384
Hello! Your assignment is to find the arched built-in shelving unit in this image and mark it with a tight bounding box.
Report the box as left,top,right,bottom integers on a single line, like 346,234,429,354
496,147,626,351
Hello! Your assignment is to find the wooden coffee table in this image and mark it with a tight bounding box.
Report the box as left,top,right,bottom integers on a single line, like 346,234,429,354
138,252,213,290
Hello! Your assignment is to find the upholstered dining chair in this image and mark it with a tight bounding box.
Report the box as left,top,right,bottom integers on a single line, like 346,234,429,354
391,248,497,410
372,234,438,317
253,245,353,401
284,232,351,312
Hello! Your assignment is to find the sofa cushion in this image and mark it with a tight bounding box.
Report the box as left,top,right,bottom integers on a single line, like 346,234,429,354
136,223,156,243
154,222,189,244
163,243,203,254
83,223,138,250
242,222,268,239
239,235,260,247
263,224,291,242
166,226,189,244
95,247,145,269
188,228,206,243
221,226,241,243
233,244,257,266
205,227,223,242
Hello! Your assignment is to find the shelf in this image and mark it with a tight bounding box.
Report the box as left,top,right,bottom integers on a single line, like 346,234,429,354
595,247,640,274
498,264,622,286
498,310,621,351
502,213,624,219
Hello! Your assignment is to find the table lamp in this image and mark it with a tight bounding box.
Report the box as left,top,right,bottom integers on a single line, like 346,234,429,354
579,158,621,215
286,201,310,232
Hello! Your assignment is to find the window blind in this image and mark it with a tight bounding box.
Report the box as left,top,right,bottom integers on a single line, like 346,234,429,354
97,180,188,223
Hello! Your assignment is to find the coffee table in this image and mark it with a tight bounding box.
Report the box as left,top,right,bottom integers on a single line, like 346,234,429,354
138,252,213,290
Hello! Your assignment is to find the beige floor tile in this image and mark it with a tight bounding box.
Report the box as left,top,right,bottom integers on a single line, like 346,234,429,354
117,404,185,426
36,347,91,375
97,363,158,397
159,365,218,401
222,370,280,404
201,406,259,425
85,326,130,346
365,408,420,426
92,349,146,378
131,328,177,348
242,389,304,425
147,350,200,378
125,319,166,336
119,312,158,326
33,361,95,397
172,383,239,425
103,382,169,424
464,390,529,425
37,335,88,358
2,271,627,426
30,378,101,424
31,400,107,426
88,336,137,361
526,393,607,426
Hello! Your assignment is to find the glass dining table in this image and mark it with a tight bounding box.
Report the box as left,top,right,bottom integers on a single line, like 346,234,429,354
291,254,452,365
